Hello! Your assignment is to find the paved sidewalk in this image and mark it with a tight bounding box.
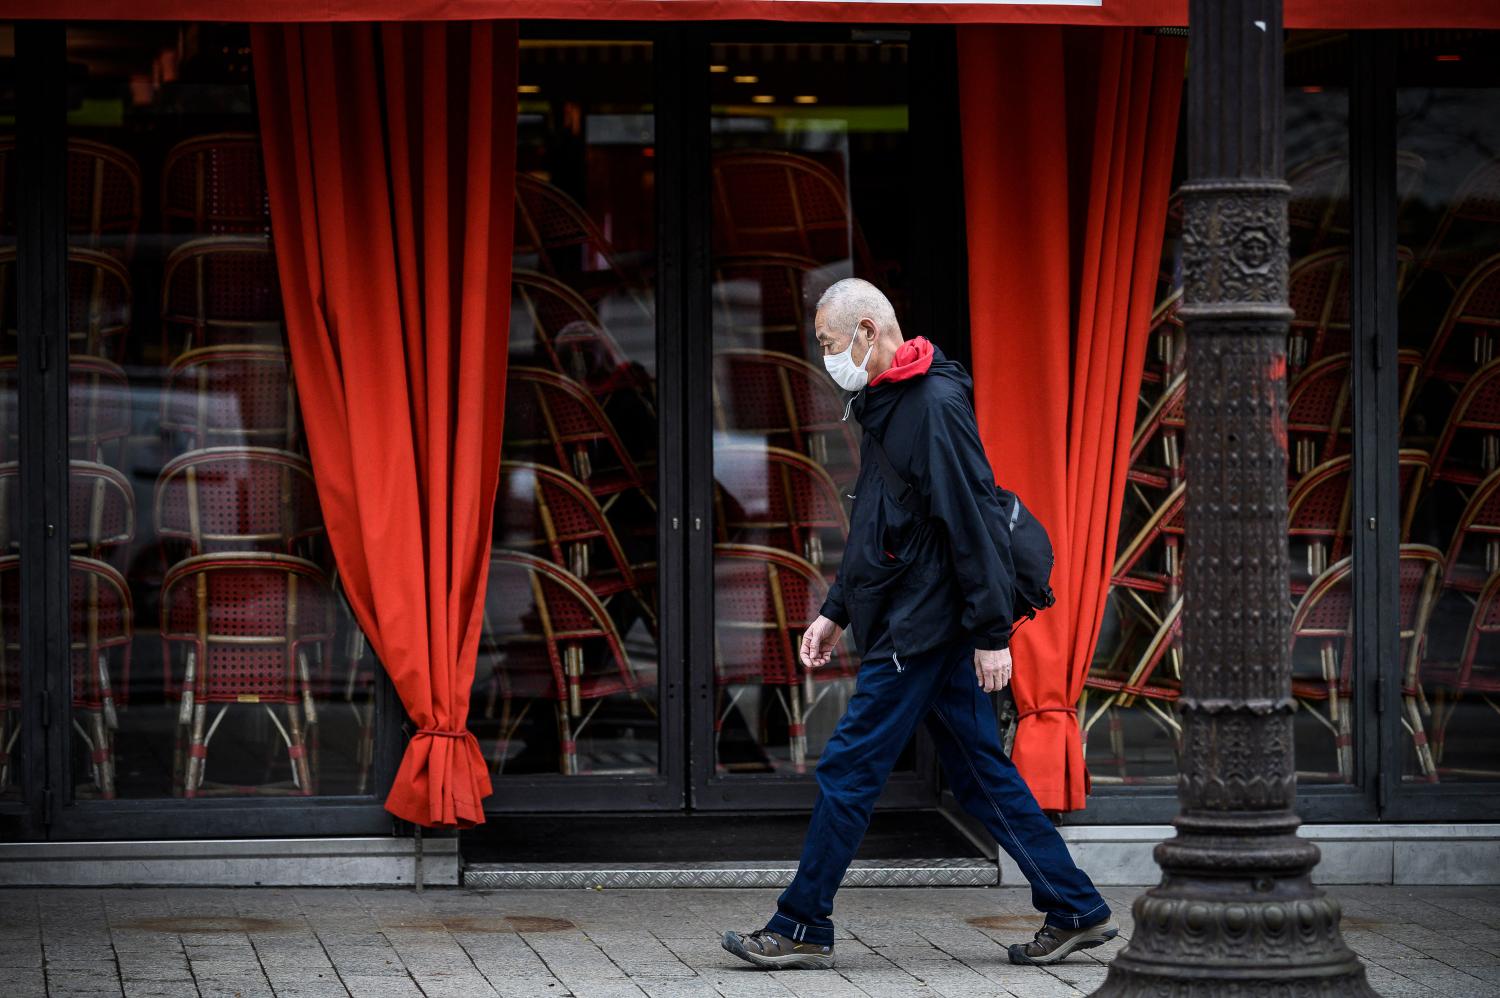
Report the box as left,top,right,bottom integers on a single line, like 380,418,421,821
1,885,1497,997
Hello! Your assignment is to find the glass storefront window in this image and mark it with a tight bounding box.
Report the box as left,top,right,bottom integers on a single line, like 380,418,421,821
1090,32,1359,788
0,21,20,801
476,36,661,778
1283,35,1359,786
708,39,910,776
56,24,376,800
1395,30,1500,785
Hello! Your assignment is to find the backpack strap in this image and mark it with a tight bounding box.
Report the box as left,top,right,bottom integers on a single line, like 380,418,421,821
863,430,923,514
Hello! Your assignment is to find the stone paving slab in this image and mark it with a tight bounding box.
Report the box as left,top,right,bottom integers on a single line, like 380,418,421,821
0,885,1497,997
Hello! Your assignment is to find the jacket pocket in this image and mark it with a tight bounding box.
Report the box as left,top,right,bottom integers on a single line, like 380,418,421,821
886,558,948,656
842,585,879,658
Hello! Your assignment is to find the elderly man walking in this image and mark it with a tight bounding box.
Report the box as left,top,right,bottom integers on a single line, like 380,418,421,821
722,279,1115,971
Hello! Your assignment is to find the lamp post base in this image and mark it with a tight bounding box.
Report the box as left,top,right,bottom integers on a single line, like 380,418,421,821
1092,834,1375,997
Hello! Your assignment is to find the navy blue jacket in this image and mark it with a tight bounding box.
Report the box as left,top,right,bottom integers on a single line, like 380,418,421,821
821,346,1018,660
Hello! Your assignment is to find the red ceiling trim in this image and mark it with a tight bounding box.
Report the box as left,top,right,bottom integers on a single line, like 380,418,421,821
8,0,1499,28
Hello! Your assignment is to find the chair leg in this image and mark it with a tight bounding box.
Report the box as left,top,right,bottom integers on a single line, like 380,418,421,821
1430,687,1451,766
492,698,533,776
1109,706,1128,783
555,700,576,776
0,714,16,794
496,692,514,768
1335,698,1353,784
72,715,101,796
788,684,806,774
356,700,375,795
89,709,114,800
286,703,312,796
1403,694,1439,783
185,702,208,798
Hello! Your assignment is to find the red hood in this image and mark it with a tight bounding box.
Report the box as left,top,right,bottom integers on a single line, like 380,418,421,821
870,336,934,386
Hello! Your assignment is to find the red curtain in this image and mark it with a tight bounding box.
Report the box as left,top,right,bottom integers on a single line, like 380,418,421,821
252,21,518,828
959,25,1184,812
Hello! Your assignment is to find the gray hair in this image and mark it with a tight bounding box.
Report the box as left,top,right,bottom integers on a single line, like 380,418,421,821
815,277,898,334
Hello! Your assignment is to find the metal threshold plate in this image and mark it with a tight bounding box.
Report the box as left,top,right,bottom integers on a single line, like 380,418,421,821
462,858,997,889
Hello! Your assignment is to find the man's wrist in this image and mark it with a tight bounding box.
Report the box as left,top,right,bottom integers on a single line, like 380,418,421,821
820,601,850,629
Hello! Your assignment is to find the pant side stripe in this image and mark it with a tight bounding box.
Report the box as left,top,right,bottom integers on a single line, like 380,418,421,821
932,708,1064,906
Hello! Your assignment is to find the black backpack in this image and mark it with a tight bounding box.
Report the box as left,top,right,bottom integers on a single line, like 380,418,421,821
863,429,1057,628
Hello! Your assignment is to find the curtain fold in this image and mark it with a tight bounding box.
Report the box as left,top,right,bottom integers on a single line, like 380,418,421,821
958,25,1184,812
252,21,518,828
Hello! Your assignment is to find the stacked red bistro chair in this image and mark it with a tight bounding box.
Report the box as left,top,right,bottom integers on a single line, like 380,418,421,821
154,447,323,559
1290,546,1445,784
160,237,283,358
715,443,848,574
0,460,134,563
1441,467,1500,595
160,553,334,797
0,555,130,800
1288,246,1414,371
1416,253,1500,389
1126,373,1185,490
161,133,270,235
497,460,657,632
0,247,132,362
1289,558,1358,782
514,174,649,313
711,150,875,276
1429,358,1500,487
479,550,651,776
1414,156,1500,289
510,269,646,404
1139,291,1184,388
161,345,299,452
711,252,822,358
504,366,654,512
712,348,860,474
1423,571,1500,779
712,543,853,773
1110,481,1187,605
1286,150,1425,254
1081,598,1183,785
65,138,142,260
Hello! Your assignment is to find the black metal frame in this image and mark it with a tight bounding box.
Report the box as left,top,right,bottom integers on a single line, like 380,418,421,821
0,21,67,842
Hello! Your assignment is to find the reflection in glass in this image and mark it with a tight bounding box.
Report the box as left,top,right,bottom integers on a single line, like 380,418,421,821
1089,34,1362,786
709,40,910,776
477,37,660,777
57,24,375,800
1396,31,1500,784
0,25,20,799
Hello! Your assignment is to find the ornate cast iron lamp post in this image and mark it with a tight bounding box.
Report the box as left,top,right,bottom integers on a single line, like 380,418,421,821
1092,1,1373,993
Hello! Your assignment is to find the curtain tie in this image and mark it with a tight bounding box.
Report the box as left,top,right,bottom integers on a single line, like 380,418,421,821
416,729,469,738
1015,706,1078,720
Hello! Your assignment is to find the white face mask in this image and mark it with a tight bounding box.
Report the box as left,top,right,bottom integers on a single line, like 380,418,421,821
823,323,873,392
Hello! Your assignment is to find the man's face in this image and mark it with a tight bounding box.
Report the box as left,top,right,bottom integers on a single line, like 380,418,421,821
814,311,867,361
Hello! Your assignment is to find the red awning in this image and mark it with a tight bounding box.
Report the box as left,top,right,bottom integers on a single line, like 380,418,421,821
10,0,1500,28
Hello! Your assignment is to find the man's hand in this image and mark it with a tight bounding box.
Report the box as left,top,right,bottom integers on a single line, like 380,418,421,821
800,615,844,670
974,647,1012,693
